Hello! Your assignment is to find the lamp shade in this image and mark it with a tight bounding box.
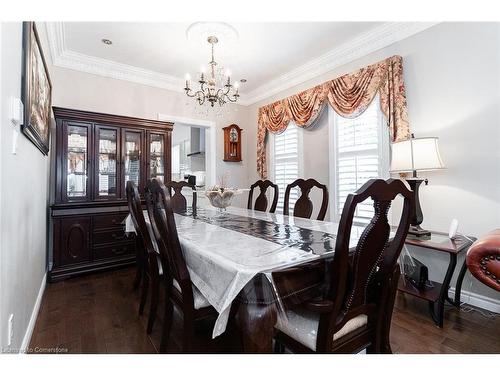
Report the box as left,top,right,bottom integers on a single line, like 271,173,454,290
390,137,445,173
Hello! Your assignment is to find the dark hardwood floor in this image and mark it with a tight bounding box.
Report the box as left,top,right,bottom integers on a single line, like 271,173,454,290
28,267,500,354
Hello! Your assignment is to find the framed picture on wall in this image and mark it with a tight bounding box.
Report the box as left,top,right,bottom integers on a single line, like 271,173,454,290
21,21,52,155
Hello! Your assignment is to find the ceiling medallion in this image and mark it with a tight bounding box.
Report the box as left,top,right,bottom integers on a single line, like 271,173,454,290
184,35,241,108
185,22,239,45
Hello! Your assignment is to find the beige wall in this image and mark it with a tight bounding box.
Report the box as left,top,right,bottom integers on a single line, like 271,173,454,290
246,22,500,307
0,22,50,352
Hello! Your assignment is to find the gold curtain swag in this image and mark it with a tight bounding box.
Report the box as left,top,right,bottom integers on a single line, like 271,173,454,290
256,55,411,179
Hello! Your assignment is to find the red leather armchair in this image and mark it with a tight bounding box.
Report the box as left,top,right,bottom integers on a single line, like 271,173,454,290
466,229,500,292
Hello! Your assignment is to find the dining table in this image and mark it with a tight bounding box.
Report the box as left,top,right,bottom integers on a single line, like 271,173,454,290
125,204,372,353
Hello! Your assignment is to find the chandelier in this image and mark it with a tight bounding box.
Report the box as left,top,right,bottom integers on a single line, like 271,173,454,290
184,36,240,107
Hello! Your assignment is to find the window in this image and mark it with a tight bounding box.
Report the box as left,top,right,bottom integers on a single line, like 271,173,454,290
332,95,389,222
271,125,302,214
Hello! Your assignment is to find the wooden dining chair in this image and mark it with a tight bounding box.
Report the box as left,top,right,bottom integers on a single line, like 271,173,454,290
283,178,329,221
274,179,413,353
126,181,161,335
164,180,197,214
247,180,279,213
145,178,217,353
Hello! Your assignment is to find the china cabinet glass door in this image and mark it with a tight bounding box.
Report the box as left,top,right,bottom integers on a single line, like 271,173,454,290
123,130,143,193
148,132,165,182
65,123,90,201
95,126,119,199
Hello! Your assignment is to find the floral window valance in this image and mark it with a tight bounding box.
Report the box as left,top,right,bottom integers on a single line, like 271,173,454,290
257,55,410,179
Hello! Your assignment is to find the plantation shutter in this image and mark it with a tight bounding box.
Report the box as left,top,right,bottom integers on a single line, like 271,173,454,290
273,126,300,213
335,95,386,222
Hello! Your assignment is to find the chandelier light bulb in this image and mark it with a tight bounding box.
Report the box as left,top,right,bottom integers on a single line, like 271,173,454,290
185,73,191,81
234,81,239,89
225,69,231,77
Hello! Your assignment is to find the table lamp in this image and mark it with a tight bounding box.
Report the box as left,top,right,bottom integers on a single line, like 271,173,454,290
390,134,445,238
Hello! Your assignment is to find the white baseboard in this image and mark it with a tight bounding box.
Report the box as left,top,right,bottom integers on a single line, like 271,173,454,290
19,273,46,353
449,286,500,314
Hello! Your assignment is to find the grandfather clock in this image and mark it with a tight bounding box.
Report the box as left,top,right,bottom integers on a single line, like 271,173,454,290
223,124,242,162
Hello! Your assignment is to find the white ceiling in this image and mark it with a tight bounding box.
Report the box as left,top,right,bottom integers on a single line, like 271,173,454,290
44,22,437,105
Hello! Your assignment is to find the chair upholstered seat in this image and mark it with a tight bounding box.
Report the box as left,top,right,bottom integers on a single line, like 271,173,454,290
173,279,211,310
157,258,210,310
275,307,368,351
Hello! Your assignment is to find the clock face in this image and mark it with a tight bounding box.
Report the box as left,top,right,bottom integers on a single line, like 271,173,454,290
229,128,238,142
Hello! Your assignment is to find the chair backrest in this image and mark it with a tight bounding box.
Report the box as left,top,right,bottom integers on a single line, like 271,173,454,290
145,179,195,304
247,180,279,213
317,178,413,350
164,180,197,214
126,180,156,257
283,178,328,221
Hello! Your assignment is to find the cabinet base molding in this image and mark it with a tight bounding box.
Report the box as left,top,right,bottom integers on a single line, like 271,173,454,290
49,256,135,282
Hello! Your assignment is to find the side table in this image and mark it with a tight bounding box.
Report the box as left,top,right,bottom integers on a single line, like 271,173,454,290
398,231,476,327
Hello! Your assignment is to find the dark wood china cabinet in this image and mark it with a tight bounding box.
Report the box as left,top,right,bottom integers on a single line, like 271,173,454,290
50,107,172,281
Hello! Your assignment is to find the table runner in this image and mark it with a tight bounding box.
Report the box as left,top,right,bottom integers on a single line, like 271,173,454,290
179,209,337,255
125,206,366,337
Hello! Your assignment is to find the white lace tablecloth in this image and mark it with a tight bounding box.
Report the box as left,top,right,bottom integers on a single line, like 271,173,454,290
125,206,366,338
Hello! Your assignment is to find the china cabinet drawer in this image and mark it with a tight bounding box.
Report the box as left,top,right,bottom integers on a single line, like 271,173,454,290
93,228,131,245
93,213,128,230
93,242,135,260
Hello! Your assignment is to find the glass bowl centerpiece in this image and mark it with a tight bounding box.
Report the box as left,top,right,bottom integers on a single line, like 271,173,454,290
205,186,242,213
205,174,241,213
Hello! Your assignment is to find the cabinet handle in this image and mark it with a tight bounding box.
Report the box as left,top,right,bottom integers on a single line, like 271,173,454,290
111,233,126,241
111,247,127,255
111,218,125,225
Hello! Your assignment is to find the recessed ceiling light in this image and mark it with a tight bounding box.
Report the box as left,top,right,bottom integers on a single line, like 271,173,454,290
240,79,247,83
101,39,113,45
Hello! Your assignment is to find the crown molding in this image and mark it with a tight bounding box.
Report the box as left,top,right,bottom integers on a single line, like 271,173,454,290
44,21,65,66
239,22,439,106
45,22,185,93
45,22,439,107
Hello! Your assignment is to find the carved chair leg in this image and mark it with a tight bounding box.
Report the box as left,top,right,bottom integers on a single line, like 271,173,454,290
377,268,400,354
147,275,160,334
366,342,376,354
274,338,285,353
182,327,195,353
133,267,142,289
133,235,145,289
139,273,149,316
182,313,195,353
160,299,174,353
